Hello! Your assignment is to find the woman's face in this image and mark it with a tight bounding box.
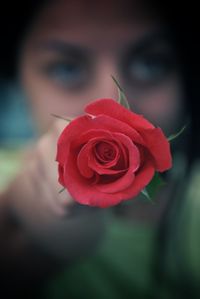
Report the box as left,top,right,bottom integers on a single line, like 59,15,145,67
19,0,184,135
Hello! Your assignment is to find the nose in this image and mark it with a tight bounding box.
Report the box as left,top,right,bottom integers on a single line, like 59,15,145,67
92,58,119,100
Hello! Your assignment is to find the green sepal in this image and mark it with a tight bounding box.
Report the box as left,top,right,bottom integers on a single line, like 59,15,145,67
51,114,72,122
59,187,65,194
141,188,154,204
141,172,165,203
111,76,130,110
168,125,187,142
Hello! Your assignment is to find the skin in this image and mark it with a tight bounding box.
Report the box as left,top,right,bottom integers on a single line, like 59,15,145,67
1,0,186,278
19,0,184,136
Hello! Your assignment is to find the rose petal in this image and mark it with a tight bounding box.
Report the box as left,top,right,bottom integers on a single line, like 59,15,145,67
89,153,127,175
141,127,172,172
113,132,140,172
57,114,144,166
74,129,130,169
95,141,117,162
120,159,155,200
96,171,135,193
89,142,126,175
63,158,154,208
77,142,94,178
85,98,154,131
58,164,65,186
77,137,124,176
95,133,140,193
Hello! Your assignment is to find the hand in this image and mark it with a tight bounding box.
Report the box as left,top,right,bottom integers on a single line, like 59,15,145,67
6,120,105,261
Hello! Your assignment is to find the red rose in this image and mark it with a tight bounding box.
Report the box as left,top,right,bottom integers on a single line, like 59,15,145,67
56,99,172,208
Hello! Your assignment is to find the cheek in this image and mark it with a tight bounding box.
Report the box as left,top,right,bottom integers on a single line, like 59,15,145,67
128,77,184,135
21,69,90,133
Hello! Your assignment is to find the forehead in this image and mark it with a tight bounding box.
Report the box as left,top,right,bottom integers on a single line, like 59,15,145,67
32,0,162,33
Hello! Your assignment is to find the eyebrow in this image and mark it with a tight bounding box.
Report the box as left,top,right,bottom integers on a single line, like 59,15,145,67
34,40,88,59
34,29,172,56
127,30,173,56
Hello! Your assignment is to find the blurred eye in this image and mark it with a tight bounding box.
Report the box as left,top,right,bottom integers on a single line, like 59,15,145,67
41,60,88,88
124,50,176,87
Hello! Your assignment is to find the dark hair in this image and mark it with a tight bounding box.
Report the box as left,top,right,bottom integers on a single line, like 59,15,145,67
151,3,200,298
0,2,46,79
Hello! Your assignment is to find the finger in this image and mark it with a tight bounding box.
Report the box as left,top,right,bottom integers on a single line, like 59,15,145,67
36,137,74,212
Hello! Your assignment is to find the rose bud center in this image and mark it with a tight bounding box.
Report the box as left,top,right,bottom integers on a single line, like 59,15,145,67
95,142,116,163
